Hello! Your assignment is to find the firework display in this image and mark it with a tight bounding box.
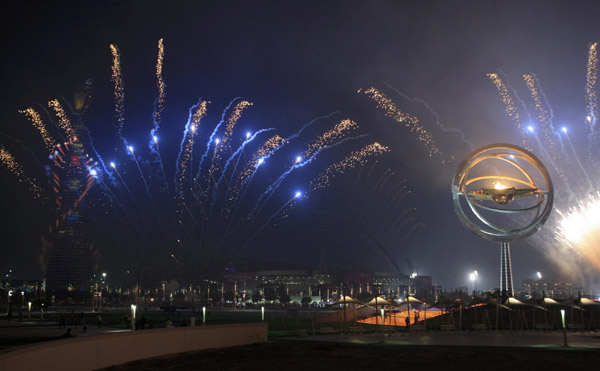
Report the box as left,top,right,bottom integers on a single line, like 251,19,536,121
486,43,600,274
1,40,390,282
0,146,42,198
360,87,444,161
556,193,600,271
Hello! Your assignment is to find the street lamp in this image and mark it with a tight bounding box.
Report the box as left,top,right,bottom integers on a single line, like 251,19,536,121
130,304,137,330
469,270,479,294
537,272,542,280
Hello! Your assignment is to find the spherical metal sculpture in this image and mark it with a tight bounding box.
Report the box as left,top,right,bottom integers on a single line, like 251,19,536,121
452,143,553,297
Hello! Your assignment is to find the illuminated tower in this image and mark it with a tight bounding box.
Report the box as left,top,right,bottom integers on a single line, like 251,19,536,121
499,242,514,298
45,92,94,292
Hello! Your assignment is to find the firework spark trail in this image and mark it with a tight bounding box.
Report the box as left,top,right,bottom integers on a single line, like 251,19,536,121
203,100,253,202
195,98,240,182
532,74,565,152
110,44,125,146
19,108,57,154
249,134,368,220
220,101,253,152
523,74,560,159
562,130,595,192
0,132,46,171
48,100,76,139
586,43,598,136
487,73,526,144
231,113,340,206
304,119,358,158
228,135,287,214
381,81,474,153
211,128,274,206
36,106,67,143
149,38,166,146
0,146,42,198
310,142,389,191
529,129,576,198
361,87,445,162
175,101,208,197
556,192,600,271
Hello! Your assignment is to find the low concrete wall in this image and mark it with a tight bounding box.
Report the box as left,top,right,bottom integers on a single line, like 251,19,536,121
0,323,268,371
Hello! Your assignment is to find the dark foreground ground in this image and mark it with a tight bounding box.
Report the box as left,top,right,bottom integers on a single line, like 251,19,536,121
104,340,600,371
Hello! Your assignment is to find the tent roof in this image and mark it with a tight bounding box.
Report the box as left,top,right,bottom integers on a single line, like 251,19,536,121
579,298,600,307
334,296,361,304
365,297,394,306
541,298,561,306
505,297,527,306
394,297,424,304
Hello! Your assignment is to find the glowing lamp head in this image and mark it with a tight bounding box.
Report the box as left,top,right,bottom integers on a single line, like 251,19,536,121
294,191,302,199
587,115,592,122
537,272,542,279
474,270,478,276
110,162,116,168
153,135,158,143
90,169,97,177
410,273,417,279
190,125,196,132
246,132,251,139
215,138,220,145
295,156,302,163
257,158,264,166
527,125,534,133
128,145,134,153
493,180,509,190
561,127,567,133
469,273,476,281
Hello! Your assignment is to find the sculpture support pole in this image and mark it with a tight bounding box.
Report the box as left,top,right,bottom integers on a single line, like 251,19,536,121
500,242,514,299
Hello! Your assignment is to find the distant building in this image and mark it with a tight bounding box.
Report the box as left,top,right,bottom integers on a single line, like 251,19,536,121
521,279,583,299
256,270,332,298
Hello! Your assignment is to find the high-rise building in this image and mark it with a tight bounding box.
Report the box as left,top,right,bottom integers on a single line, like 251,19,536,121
45,93,94,292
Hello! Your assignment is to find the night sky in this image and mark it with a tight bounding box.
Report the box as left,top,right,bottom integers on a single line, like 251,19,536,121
1,1,599,292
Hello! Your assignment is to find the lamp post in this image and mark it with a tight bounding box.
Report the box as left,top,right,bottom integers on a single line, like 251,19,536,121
469,271,478,295
101,273,107,312
6,270,12,314
27,302,31,319
130,304,136,330
202,306,206,325
560,309,568,347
